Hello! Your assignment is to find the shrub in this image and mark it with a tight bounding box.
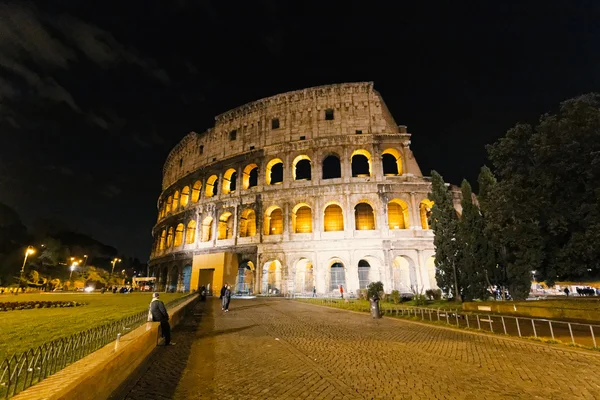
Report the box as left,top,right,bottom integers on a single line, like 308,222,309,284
413,294,428,306
367,281,384,300
425,289,443,301
390,290,400,304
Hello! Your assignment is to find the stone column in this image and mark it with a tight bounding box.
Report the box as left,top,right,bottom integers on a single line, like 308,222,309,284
409,192,420,229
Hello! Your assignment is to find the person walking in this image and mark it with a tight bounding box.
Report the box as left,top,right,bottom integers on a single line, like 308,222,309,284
340,285,344,299
222,285,232,312
149,292,174,346
312,286,316,298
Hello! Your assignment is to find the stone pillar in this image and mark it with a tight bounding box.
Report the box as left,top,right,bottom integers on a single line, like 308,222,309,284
409,192,420,229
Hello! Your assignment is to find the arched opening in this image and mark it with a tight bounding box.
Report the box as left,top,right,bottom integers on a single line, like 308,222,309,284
167,266,178,292
166,195,172,213
351,149,371,177
174,223,184,247
266,158,284,185
354,202,375,230
358,259,371,289
160,266,168,292
191,181,201,202
172,191,180,211
388,199,410,229
180,186,190,208
393,256,414,293
322,154,341,179
159,229,166,250
243,164,259,189
182,265,192,292
420,199,434,229
239,209,257,237
329,261,346,292
262,260,282,294
166,227,174,248
206,175,218,198
382,148,403,176
223,168,237,194
294,258,314,293
201,216,213,242
236,261,255,294
292,204,312,233
292,155,311,181
264,207,283,235
186,220,196,244
218,212,234,239
324,204,344,232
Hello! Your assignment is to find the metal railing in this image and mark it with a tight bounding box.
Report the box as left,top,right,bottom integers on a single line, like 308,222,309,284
305,298,600,349
0,293,196,399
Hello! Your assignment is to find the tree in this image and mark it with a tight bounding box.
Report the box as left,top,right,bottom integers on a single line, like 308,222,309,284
487,94,600,288
456,180,489,300
429,171,461,300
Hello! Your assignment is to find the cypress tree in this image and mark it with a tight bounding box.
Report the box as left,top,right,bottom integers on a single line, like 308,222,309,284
457,179,489,300
429,170,461,300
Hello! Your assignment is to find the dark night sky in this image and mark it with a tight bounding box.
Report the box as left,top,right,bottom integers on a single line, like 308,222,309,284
1,1,599,260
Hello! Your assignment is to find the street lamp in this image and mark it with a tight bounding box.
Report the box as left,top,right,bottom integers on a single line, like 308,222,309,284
70,261,79,280
110,258,122,276
21,246,35,274
83,255,88,267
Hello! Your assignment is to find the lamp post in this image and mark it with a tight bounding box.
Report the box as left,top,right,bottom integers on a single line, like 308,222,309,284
110,258,122,276
83,255,88,267
69,261,79,280
21,246,35,274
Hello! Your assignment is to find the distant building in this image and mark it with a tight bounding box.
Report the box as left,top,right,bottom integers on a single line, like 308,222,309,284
149,82,461,296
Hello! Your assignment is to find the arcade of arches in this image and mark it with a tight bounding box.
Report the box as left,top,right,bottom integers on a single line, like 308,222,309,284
149,253,437,297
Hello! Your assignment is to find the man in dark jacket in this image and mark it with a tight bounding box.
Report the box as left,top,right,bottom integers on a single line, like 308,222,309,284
149,292,174,345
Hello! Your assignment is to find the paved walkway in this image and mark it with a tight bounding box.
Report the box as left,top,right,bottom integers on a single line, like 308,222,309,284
114,298,600,400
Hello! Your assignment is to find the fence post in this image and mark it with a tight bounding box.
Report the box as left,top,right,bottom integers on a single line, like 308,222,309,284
421,309,424,320
446,312,449,325
532,319,537,338
568,323,575,345
465,314,470,328
437,308,440,321
516,318,521,337
488,315,493,333
501,316,507,335
455,313,459,327
549,321,555,340
476,314,481,330
429,310,432,321
591,326,597,348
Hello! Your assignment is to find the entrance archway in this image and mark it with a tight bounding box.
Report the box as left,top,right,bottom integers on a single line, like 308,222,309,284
329,260,346,292
236,261,255,294
182,265,192,292
262,260,282,294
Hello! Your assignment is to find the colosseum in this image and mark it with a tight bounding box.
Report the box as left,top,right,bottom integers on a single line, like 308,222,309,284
148,82,460,297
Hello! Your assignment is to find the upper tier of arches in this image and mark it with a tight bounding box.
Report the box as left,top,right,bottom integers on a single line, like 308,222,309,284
157,147,405,221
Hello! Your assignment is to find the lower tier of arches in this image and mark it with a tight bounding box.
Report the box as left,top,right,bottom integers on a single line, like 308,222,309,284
148,242,437,297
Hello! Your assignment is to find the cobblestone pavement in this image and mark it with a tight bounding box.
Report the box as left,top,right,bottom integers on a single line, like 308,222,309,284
114,298,600,400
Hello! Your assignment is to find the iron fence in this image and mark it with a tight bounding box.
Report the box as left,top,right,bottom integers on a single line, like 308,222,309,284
308,298,600,349
0,293,196,399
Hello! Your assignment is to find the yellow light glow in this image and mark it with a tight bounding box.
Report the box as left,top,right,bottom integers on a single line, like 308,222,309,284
26,248,35,255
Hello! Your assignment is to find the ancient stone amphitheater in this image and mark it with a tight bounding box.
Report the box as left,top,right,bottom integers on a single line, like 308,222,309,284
149,82,460,297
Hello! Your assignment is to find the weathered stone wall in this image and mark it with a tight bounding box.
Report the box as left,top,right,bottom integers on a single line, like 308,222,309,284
150,82,458,297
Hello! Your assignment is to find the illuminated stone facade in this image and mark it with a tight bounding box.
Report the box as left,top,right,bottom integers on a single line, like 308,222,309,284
149,82,460,296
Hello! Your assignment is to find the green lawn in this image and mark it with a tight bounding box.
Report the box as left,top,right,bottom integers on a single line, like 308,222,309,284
0,292,185,359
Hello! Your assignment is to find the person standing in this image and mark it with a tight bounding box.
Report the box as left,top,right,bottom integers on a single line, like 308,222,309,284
340,285,344,299
312,286,316,298
149,292,174,346
223,285,232,312
220,284,227,309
